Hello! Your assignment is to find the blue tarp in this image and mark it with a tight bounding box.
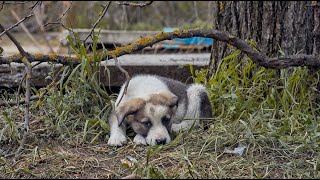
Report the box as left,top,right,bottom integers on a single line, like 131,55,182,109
162,27,213,48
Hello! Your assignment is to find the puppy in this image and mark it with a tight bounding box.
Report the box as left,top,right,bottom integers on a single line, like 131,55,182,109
107,74,212,146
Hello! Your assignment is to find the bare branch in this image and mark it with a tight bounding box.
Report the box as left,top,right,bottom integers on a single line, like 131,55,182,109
83,1,112,43
34,9,56,53
0,29,320,69
0,2,4,11
14,64,31,157
114,56,131,107
43,1,73,27
0,1,40,37
0,95,39,107
116,1,153,7
1,64,63,107
29,1,41,12
0,24,27,57
1,1,29,5
16,72,27,106
0,13,34,38
0,1,30,11
121,174,140,179
0,23,32,157
15,61,42,106
10,10,43,52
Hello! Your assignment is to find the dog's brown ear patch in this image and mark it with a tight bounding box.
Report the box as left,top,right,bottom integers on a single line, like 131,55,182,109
149,91,178,107
116,98,146,126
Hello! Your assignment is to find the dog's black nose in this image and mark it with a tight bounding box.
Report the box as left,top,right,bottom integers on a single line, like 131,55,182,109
155,138,167,145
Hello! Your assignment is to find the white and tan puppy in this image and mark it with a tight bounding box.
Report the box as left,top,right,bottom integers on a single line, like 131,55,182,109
107,74,212,146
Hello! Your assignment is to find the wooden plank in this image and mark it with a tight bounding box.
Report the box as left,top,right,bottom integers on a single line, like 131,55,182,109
0,53,210,88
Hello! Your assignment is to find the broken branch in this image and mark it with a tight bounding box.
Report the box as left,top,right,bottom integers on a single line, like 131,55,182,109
116,1,153,7
1,29,320,69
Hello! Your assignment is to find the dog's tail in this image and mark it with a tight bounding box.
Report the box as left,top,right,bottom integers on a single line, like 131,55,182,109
186,84,213,119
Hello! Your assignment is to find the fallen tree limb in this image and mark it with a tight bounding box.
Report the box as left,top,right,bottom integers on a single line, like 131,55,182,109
0,95,39,107
0,22,33,157
0,29,319,69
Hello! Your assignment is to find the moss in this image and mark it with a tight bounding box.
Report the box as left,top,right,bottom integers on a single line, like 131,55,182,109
173,30,182,36
34,53,45,59
22,56,28,64
26,73,31,79
155,32,170,39
48,54,57,60
134,36,154,46
228,35,236,40
182,29,189,34
11,53,22,60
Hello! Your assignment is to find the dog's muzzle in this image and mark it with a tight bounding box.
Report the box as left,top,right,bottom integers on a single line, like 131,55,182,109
155,138,167,145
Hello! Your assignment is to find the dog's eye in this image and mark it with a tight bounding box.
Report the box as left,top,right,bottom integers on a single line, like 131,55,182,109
169,103,177,108
161,116,170,124
142,121,152,127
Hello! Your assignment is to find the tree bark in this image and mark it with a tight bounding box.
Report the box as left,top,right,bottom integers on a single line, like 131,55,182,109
208,1,316,75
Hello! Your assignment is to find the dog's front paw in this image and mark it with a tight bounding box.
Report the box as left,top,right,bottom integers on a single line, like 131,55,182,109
133,134,147,145
108,134,127,146
171,123,182,133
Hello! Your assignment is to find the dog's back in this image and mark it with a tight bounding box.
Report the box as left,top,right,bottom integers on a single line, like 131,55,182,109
116,74,212,120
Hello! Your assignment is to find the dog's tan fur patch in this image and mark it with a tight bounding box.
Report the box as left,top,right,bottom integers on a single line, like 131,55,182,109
149,91,178,107
116,98,146,125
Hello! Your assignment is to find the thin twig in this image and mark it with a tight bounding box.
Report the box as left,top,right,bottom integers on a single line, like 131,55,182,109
14,65,31,157
1,1,30,11
16,72,26,106
1,29,320,69
34,10,56,53
0,24,27,57
121,174,140,179
0,2,3,11
15,61,42,106
0,13,34,38
0,1,40,37
0,1,29,6
0,23,32,157
116,1,153,7
1,95,39,107
83,1,112,43
29,1,41,12
43,1,73,27
1,66,64,107
10,10,43,51
114,56,131,107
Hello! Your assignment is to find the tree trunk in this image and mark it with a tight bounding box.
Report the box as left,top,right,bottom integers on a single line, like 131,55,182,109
208,1,316,77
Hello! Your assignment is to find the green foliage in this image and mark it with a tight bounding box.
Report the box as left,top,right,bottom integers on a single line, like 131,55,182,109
192,50,320,149
1,34,320,178
38,31,115,143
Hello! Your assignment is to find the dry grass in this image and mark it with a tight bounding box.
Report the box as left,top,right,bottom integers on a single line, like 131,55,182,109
1,34,320,179
0,105,319,179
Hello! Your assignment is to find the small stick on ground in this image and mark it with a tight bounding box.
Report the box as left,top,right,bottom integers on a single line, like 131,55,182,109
113,56,131,107
0,23,32,158
1,65,65,107
116,1,153,7
121,174,140,179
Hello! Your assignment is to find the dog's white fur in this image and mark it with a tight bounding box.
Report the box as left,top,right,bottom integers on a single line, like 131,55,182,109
107,74,212,146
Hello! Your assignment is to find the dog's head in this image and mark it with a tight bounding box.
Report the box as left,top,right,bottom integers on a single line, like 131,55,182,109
116,91,178,145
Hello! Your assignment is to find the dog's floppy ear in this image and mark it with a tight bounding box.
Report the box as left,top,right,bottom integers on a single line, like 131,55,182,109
116,98,146,126
149,91,178,107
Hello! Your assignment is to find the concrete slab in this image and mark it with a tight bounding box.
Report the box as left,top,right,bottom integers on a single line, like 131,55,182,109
0,53,211,88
